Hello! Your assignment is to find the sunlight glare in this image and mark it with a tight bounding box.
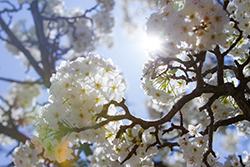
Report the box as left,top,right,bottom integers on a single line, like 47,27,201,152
140,35,163,53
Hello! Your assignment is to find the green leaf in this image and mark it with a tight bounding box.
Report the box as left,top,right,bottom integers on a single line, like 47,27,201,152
79,142,92,157
168,69,178,74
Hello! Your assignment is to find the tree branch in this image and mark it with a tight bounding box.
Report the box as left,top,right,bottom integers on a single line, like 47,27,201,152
0,15,45,81
30,1,52,88
0,77,43,84
0,124,29,143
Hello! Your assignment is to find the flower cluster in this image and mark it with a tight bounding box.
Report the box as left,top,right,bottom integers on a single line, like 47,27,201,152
88,125,158,166
0,82,41,128
8,82,41,110
12,53,160,166
12,140,42,167
177,125,223,167
224,151,250,167
225,0,250,60
29,53,126,163
67,0,115,54
141,59,188,105
146,0,230,59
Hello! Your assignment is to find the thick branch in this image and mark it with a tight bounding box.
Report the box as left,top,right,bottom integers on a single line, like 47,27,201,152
0,124,29,143
214,45,224,85
156,88,203,125
214,115,245,131
30,1,52,88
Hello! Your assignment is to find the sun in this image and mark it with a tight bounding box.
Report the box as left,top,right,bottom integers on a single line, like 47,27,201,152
140,35,163,53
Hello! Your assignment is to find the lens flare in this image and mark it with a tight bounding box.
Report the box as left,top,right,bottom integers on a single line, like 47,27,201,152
141,35,163,53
